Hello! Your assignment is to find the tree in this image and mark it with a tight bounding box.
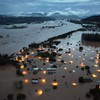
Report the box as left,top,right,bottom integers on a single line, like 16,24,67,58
17,93,26,100
86,92,91,98
53,86,58,90
79,77,84,83
85,66,90,70
61,60,64,63
16,68,22,76
79,46,83,52
7,94,14,100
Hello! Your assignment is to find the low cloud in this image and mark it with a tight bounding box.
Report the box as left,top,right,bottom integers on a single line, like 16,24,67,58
65,8,89,15
47,8,89,16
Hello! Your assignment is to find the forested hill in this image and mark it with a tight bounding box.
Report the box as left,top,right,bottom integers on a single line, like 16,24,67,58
0,15,55,25
81,15,100,23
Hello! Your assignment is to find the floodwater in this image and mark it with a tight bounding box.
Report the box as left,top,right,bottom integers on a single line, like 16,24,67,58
5,31,100,100
23,30,100,100
0,21,82,55
0,21,100,100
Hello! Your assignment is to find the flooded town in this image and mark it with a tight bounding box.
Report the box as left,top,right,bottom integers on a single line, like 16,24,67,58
0,0,100,100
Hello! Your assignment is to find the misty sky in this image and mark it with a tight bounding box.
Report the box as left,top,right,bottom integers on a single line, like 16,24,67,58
0,0,100,16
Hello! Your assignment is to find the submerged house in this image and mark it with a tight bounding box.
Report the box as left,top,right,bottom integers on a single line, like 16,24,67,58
31,78,39,85
47,68,56,75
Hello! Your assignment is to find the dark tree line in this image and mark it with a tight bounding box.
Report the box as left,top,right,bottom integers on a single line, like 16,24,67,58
6,93,26,100
0,54,18,66
0,54,11,65
82,33,100,42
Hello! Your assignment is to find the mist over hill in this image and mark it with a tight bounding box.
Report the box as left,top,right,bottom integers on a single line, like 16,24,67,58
0,12,82,25
1,12,100,25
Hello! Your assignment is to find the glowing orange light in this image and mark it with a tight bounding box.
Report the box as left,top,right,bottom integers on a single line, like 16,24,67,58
59,55,62,58
94,64,98,67
22,49,24,52
69,60,73,64
64,61,67,64
68,53,71,56
31,52,34,54
38,56,42,59
97,69,100,72
18,60,22,63
41,79,46,83
92,74,97,78
37,90,43,96
21,56,25,61
95,60,99,64
64,67,67,70
46,59,49,62
72,83,77,86
43,70,46,74
20,65,24,69
52,82,58,86
25,55,28,58
46,57,49,60
22,71,27,75
24,79,29,83
96,54,99,59
15,56,18,61
80,62,85,67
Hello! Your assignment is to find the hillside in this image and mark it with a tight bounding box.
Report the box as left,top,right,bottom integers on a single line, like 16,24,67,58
0,15,54,25
81,15,100,23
